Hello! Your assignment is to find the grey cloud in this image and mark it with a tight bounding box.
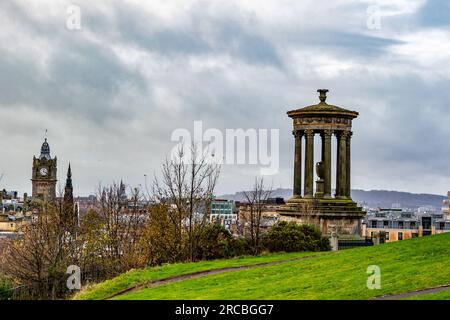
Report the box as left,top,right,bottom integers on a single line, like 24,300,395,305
0,4,147,123
107,2,283,68
0,1,449,196
417,0,450,27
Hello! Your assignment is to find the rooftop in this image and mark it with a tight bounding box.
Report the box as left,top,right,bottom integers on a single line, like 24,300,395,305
287,89,359,119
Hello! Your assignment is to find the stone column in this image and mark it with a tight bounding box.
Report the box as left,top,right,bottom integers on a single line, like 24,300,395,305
293,130,303,198
335,132,340,198
323,130,333,198
345,132,353,198
336,131,348,199
304,129,315,198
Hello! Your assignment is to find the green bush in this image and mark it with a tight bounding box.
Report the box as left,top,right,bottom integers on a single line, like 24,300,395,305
195,223,234,260
228,236,252,257
262,221,331,253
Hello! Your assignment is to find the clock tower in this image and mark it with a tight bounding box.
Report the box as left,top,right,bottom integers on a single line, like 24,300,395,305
32,138,57,202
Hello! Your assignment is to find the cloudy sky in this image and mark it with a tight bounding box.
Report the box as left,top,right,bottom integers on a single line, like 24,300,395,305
0,0,449,197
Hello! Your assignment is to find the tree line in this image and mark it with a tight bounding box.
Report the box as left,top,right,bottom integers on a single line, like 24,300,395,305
0,145,329,300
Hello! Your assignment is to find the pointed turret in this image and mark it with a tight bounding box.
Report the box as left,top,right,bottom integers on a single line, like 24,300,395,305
40,138,51,160
63,164,76,230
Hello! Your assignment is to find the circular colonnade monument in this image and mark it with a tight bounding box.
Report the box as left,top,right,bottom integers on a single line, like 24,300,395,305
278,89,366,236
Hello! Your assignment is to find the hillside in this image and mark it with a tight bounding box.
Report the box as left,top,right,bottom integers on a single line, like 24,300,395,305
220,188,447,209
75,233,450,300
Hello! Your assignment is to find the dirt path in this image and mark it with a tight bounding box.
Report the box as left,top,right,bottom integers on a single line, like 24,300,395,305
373,284,450,300
105,254,330,300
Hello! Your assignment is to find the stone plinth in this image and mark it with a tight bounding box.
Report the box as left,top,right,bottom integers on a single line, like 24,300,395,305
278,198,365,235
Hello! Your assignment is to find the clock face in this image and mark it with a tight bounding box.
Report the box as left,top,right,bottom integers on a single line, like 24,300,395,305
39,167,48,176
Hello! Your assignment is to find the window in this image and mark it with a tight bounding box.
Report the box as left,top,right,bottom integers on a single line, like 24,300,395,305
371,221,377,228
385,232,390,240
398,232,403,241
398,221,404,229
410,222,416,228
440,222,445,230
422,217,432,230
383,220,389,228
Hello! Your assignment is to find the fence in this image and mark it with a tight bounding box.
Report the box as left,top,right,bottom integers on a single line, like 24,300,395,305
338,237,374,250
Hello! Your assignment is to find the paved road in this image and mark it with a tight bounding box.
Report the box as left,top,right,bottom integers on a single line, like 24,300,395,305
373,284,450,300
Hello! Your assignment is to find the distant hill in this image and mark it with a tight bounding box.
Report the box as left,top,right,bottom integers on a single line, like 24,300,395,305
219,188,447,209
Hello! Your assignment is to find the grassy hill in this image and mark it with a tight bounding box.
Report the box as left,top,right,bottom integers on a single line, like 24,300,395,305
74,251,322,300
74,233,450,300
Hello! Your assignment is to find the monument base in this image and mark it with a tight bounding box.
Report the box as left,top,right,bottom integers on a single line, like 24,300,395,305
277,197,366,236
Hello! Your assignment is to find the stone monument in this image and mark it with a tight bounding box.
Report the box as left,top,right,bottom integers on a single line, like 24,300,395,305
278,89,366,236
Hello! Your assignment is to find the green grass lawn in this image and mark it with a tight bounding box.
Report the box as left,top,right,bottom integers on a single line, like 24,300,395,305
74,251,324,300
110,233,450,300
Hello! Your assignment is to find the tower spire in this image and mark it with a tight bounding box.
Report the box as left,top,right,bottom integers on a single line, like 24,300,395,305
63,163,76,231
66,163,73,189
40,135,51,160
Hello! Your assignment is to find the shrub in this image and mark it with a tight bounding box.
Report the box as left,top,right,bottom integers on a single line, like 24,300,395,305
228,236,253,257
195,223,234,260
262,221,331,253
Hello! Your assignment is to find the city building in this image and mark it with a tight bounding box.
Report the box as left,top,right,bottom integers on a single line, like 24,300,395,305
238,198,284,237
0,192,34,233
210,199,237,232
362,208,450,242
443,191,450,216
75,195,97,214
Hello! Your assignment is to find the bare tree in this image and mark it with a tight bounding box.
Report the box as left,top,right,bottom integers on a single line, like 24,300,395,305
242,177,273,254
0,205,79,299
87,183,147,275
0,183,151,299
152,143,220,262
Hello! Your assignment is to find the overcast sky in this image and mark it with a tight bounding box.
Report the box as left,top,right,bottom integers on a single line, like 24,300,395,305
0,0,449,197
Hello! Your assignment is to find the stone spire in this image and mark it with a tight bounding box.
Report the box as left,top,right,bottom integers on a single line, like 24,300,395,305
65,163,73,190
63,164,76,229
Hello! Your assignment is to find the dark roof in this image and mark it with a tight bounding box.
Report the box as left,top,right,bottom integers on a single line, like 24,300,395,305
40,138,52,160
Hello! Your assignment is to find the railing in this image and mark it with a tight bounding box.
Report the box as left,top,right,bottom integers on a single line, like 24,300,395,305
338,237,374,250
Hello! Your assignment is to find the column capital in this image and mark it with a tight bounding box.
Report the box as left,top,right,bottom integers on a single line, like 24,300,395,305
323,129,334,138
304,129,315,137
339,130,351,139
292,130,304,138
